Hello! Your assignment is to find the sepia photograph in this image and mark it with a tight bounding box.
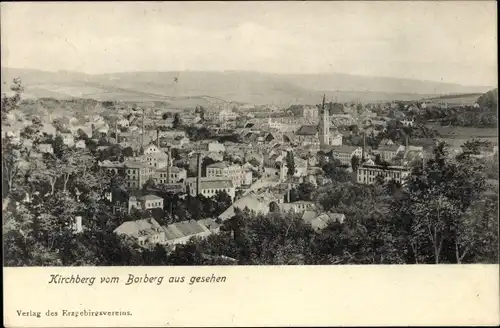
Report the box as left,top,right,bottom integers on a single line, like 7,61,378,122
2,1,498,269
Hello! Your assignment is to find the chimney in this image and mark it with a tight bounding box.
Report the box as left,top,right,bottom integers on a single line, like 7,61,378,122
362,132,366,161
74,216,83,234
156,128,160,149
166,146,171,184
196,152,202,196
115,122,118,143
141,108,145,148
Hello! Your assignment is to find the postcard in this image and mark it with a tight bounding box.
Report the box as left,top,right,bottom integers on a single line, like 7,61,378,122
2,1,498,327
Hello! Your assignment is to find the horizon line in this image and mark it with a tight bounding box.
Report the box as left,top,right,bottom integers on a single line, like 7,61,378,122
1,66,495,89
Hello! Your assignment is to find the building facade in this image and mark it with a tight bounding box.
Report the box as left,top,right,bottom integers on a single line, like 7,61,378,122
186,177,236,200
356,164,411,185
206,162,245,188
329,146,363,166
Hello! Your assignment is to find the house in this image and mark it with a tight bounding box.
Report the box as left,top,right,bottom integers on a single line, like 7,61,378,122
329,132,343,146
208,141,225,153
186,177,236,200
197,218,221,233
75,140,86,149
290,105,319,120
114,218,165,246
128,195,164,213
41,123,57,136
301,211,346,232
154,166,187,184
218,191,280,221
60,133,75,147
280,201,317,213
163,220,213,247
206,162,245,188
372,144,405,163
328,145,363,166
379,138,395,146
401,118,415,127
356,164,411,185
38,143,54,154
295,125,320,148
161,130,187,139
99,159,155,189
242,170,253,186
117,118,130,127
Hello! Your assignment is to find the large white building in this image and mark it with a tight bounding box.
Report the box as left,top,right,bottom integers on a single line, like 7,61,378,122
206,162,247,188
186,177,236,200
154,166,187,184
140,144,171,169
356,164,411,185
329,146,363,167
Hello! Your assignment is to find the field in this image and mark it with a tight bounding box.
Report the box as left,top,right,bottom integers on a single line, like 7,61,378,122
423,93,483,105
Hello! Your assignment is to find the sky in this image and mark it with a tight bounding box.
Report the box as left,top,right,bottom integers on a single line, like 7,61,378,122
1,1,497,86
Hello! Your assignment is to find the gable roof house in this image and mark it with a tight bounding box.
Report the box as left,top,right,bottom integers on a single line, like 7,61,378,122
114,218,165,247
295,125,321,148
301,211,346,232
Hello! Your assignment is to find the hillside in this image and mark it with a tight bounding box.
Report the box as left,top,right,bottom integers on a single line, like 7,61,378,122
1,67,494,106
422,93,484,106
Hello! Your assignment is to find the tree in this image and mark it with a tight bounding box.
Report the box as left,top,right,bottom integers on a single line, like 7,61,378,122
295,182,315,201
321,159,351,183
461,139,492,156
356,103,363,114
1,78,24,121
213,191,232,216
269,201,280,212
285,151,296,177
173,113,182,128
351,155,360,172
52,134,65,158
201,157,217,176
2,137,27,195
393,141,488,264
143,178,156,191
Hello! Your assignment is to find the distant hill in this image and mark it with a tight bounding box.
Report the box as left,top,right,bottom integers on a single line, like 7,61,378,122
422,93,484,106
476,88,498,110
1,67,494,106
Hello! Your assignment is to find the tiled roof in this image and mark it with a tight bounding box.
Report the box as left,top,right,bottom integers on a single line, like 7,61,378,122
330,145,361,154
198,218,220,230
207,162,230,169
138,194,163,201
296,125,318,136
123,160,148,168
377,145,401,152
218,191,279,220
201,179,233,190
301,210,318,223
163,220,209,241
114,218,163,238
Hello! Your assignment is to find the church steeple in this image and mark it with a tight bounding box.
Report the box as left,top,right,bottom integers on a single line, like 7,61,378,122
319,94,330,148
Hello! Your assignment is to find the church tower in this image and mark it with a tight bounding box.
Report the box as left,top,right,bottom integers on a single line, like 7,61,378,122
319,94,330,148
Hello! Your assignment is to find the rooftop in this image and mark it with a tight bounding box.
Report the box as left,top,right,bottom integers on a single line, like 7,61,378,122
296,125,318,136
138,194,163,201
329,145,361,154
114,218,163,239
